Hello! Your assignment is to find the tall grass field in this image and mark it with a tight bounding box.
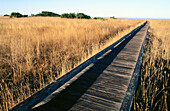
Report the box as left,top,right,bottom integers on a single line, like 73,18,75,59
133,20,170,111
0,17,143,110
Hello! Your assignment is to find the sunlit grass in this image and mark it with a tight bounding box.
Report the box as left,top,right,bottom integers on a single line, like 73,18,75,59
0,16,143,110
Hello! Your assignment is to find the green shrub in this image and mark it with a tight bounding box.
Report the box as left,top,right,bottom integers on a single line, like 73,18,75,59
76,13,91,19
61,13,67,18
68,13,76,18
4,14,9,16
10,12,23,18
10,12,28,18
61,13,76,18
110,16,116,19
35,11,60,17
94,17,105,20
61,13,91,19
23,15,28,17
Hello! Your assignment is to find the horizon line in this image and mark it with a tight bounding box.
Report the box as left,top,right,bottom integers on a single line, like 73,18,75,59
0,14,170,20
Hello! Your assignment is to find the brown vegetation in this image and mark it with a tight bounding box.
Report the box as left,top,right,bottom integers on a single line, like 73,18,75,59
0,16,143,110
133,20,170,111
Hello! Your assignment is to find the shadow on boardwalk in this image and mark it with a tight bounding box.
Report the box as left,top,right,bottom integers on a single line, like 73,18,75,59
32,32,136,111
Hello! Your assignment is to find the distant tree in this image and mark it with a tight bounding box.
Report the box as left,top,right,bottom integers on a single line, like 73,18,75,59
68,13,76,18
110,16,116,19
76,13,91,19
9,12,28,18
61,13,69,18
23,15,28,17
94,17,105,20
35,11,60,17
10,12,23,18
61,13,76,18
4,14,9,16
60,13,91,19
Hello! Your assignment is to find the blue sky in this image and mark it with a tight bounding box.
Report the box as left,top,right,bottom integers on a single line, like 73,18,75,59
0,0,170,18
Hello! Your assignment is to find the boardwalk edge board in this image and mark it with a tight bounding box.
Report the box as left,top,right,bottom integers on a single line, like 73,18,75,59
120,22,150,111
10,21,148,111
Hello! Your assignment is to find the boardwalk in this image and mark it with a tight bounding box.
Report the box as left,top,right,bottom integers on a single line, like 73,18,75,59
11,22,150,111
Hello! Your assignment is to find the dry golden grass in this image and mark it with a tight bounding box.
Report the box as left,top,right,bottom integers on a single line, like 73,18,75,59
0,16,143,110
133,20,170,111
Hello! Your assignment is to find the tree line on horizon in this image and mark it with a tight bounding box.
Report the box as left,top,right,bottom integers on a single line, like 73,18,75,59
4,11,116,19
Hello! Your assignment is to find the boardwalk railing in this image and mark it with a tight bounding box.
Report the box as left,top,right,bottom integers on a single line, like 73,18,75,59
10,21,148,111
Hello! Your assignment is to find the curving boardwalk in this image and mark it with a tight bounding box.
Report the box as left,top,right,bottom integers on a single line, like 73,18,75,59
11,22,150,111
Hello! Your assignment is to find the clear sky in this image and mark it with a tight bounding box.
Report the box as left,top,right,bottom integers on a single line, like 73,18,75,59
0,0,170,18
